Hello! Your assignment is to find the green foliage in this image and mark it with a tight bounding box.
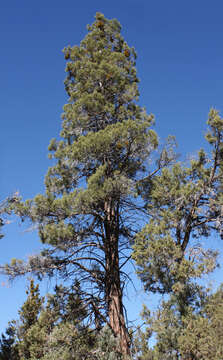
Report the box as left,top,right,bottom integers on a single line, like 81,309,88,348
176,285,223,359
141,285,223,360
132,109,223,359
95,326,123,360
4,279,99,360
3,11,158,284
0,195,18,240
0,323,19,360
1,13,166,356
16,279,45,359
41,324,124,360
19,280,44,331
131,326,154,360
41,323,93,360
2,12,223,360
133,109,223,296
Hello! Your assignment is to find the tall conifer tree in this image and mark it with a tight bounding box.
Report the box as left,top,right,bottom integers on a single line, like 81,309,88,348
2,13,163,356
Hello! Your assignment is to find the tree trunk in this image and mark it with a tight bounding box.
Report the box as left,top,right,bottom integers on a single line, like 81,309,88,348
107,264,130,357
104,201,131,357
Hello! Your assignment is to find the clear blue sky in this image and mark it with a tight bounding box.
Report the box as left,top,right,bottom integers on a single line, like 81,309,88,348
1,0,223,335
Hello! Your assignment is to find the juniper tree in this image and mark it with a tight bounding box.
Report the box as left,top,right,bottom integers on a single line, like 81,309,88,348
134,109,223,295
177,284,223,359
1,13,168,357
133,109,223,356
144,288,207,359
175,284,223,360
143,284,223,360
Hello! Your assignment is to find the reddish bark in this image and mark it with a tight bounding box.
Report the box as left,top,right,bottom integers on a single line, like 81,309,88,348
104,201,131,357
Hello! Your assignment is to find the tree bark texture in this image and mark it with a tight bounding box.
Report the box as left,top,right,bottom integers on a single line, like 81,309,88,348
104,200,131,357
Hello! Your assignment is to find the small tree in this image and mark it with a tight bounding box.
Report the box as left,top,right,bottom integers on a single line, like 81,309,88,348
3,280,96,360
144,284,223,360
16,279,44,359
133,109,223,357
0,323,19,360
95,325,123,360
178,285,223,359
134,109,223,295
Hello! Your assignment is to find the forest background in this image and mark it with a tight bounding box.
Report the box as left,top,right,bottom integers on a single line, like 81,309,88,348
1,0,223,341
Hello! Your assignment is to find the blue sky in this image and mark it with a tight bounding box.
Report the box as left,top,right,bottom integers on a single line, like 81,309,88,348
1,0,223,335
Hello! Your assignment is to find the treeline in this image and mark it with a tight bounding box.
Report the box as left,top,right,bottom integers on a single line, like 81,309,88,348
1,12,223,359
